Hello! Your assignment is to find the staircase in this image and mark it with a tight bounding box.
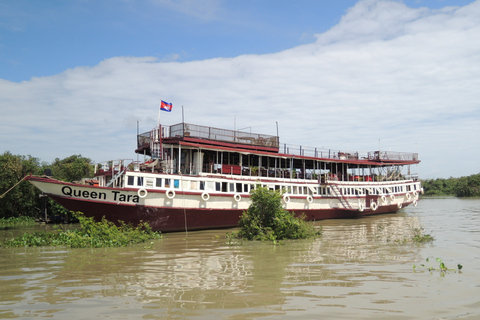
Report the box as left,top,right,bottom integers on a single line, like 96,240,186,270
329,183,353,210
106,166,127,187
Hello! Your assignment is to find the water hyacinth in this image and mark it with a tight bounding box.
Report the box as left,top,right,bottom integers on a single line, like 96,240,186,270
1,212,162,248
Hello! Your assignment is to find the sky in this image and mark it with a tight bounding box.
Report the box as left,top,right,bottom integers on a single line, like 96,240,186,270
1,0,479,179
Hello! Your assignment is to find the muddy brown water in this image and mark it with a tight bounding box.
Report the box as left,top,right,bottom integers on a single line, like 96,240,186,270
1,197,479,319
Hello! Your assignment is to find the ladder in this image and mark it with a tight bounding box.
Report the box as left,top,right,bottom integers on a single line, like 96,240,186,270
150,127,163,159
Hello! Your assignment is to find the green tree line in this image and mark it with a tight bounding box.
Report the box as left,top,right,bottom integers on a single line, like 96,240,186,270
421,173,480,197
0,151,93,219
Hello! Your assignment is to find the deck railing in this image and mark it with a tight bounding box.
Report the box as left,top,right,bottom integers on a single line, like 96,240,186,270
137,123,418,162
279,144,418,162
169,123,279,148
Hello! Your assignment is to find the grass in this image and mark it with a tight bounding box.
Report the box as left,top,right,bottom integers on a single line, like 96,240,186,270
1,212,162,248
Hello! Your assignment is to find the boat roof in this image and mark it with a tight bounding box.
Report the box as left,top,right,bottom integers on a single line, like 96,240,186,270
136,122,420,166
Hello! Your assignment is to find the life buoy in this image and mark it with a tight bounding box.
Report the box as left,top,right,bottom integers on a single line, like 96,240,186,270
201,192,210,201
283,195,290,203
371,201,378,211
413,199,417,207
420,188,424,194
307,195,313,204
166,189,175,199
405,193,411,200
397,202,403,209
381,195,387,203
390,194,395,201
234,193,241,202
138,188,148,198
358,203,364,212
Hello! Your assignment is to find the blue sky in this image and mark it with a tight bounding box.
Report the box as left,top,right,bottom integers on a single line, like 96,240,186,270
1,0,479,179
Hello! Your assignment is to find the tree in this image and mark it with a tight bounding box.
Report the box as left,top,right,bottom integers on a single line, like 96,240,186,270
0,151,42,218
236,187,319,241
50,154,94,182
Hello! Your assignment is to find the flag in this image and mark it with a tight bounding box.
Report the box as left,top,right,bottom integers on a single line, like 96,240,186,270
160,100,173,112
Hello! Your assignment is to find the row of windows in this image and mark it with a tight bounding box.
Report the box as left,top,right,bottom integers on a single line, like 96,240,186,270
126,175,417,196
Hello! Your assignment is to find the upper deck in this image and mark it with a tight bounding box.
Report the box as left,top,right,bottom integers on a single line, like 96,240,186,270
136,122,419,166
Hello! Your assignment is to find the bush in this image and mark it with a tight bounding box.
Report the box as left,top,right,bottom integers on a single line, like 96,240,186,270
235,187,320,241
1,212,162,248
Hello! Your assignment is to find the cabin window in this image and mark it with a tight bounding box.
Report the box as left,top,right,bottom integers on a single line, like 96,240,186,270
200,181,205,190
236,183,242,193
222,182,228,192
127,176,134,186
137,177,144,186
229,183,234,192
165,179,171,188
243,184,249,193
174,180,180,189
156,178,162,188
407,185,411,192
215,182,221,191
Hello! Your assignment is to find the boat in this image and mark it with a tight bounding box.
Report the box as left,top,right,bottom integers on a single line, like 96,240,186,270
26,122,422,232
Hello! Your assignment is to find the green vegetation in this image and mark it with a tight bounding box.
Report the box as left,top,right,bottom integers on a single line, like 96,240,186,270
410,228,435,243
422,173,480,197
0,216,36,230
0,151,94,219
1,212,162,248
396,227,435,244
49,154,94,182
0,152,44,218
413,257,463,274
231,187,320,242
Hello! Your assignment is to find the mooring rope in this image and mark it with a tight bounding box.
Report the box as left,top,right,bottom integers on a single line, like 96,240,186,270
0,176,27,199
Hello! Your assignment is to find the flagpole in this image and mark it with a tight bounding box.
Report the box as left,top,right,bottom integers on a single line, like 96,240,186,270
157,101,161,129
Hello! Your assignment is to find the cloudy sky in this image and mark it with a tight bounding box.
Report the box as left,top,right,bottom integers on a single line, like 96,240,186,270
1,0,479,179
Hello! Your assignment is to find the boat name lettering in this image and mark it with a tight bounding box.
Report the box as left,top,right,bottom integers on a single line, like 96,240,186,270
112,191,140,203
61,186,139,203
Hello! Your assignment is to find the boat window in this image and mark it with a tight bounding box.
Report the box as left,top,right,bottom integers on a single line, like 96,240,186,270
174,180,180,189
137,177,144,186
243,184,249,193
222,182,228,192
165,179,171,188
229,183,234,192
200,181,205,190
127,176,134,186
236,183,242,193
216,182,221,191
156,178,162,188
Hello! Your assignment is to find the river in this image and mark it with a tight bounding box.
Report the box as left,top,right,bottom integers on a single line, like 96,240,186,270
1,197,479,319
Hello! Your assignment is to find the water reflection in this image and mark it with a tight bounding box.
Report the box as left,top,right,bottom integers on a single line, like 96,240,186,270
1,200,479,319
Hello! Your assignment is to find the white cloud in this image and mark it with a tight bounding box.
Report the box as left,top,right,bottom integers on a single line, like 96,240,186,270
1,0,479,178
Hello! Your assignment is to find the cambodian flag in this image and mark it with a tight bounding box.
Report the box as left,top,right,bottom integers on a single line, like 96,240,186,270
160,100,173,112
